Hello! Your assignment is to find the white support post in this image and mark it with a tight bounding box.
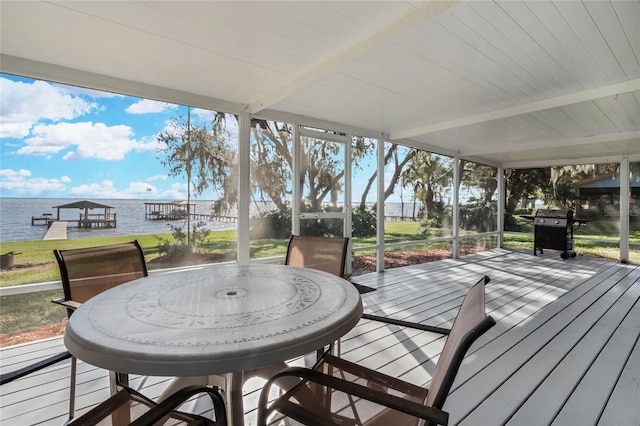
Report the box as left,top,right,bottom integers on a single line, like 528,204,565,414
620,156,630,263
452,156,460,258
345,134,353,276
237,107,251,265
376,135,385,272
497,164,505,248
292,125,301,236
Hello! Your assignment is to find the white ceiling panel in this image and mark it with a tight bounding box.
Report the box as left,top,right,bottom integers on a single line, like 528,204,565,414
1,0,638,167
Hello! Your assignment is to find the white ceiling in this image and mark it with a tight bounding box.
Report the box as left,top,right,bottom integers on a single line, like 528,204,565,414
1,0,639,168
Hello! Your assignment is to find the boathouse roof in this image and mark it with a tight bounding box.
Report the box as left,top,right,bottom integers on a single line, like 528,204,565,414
53,200,114,210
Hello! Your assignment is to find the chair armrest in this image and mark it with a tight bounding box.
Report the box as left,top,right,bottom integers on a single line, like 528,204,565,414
51,298,81,310
1,351,72,385
130,385,227,426
362,313,450,335
259,366,449,426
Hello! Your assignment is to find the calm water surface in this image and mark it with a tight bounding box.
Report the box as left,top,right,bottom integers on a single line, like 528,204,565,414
0,198,418,243
0,198,234,242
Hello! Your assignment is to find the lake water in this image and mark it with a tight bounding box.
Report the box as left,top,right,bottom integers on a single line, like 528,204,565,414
0,198,421,242
0,198,236,242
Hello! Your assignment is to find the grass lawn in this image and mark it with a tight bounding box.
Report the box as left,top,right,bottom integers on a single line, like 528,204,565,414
1,219,637,339
2,219,637,287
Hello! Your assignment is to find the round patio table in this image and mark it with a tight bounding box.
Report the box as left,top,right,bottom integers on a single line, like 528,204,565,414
64,263,363,425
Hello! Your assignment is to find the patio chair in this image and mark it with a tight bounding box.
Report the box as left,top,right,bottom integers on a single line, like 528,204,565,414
257,275,495,426
285,234,353,356
0,351,72,385
69,384,227,426
285,235,350,278
52,240,148,420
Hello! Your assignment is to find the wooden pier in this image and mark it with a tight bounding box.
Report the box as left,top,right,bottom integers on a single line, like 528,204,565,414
32,215,116,229
31,213,54,226
144,200,194,221
43,221,67,240
144,201,237,223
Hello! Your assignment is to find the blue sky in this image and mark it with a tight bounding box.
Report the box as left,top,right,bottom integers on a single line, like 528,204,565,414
0,73,227,200
1,73,396,203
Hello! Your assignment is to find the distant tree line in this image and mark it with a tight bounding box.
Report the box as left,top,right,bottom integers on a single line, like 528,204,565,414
157,111,632,243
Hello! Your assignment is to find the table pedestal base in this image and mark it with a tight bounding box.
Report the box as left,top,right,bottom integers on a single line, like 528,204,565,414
157,364,291,426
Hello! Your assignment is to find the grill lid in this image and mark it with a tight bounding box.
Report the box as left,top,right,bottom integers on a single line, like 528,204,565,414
535,208,573,219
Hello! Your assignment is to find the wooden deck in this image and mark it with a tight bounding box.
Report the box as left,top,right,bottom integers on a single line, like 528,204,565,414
1,249,638,425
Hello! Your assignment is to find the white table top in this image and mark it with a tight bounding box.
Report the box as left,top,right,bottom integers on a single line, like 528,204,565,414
64,264,363,377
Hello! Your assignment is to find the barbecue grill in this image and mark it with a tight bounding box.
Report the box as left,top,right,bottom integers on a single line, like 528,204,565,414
533,208,576,259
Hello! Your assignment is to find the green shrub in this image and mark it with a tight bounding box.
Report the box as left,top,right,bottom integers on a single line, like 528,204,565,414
250,209,292,239
352,207,376,237
155,220,211,257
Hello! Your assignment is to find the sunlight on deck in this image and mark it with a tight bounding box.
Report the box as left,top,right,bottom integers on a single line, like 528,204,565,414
1,249,638,425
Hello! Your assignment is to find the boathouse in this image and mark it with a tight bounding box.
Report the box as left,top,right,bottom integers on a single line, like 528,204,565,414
51,200,116,229
144,200,195,220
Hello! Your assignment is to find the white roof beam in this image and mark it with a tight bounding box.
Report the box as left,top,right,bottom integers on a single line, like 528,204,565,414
504,155,632,170
390,80,640,140
0,54,245,114
250,1,460,114
462,131,640,157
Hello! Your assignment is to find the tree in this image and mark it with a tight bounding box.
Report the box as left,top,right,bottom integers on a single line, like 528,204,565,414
240,119,349,212
505,168,549,214
400,152,453,224
249,119,293,211
165,113,464,239
458,161,498,232
157,110,236,247
357,144,417,210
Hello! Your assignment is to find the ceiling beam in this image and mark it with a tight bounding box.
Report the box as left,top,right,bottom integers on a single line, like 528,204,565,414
250,1,460,114
0,54,245,114
461,131,640,157
503,154,634,170
390,79,640,140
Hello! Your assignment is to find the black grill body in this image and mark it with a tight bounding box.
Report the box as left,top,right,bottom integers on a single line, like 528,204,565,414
534,209,576,259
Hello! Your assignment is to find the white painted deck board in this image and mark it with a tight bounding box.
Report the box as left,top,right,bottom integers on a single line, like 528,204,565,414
463,266,640,425
598,329,640,426
509,275,640,425
551,274,640,426
1,249,638,426
449,264,637,425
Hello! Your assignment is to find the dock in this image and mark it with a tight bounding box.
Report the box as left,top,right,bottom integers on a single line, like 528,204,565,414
43,221,67,240
144,200,194,221
33,201,117,231
143,201,237,223
31,213,53,226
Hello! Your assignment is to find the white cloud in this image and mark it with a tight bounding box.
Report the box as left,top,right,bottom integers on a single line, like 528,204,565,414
0,168,70,195
67,180,164,199
14,121,159,160
192,108,216,121
161,182,188,200
68,180,120,198
0,168,31,177
126,99,177,114
0,77,98,138
52,83,123,99
147,174,168,182
125,181,157,196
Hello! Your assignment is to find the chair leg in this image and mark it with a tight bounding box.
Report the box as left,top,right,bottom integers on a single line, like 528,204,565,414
110,371,129,394
69,356,77,420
